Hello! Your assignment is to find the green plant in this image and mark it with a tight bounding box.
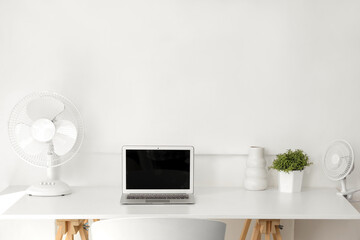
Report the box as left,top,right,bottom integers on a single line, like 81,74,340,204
269,149,312,173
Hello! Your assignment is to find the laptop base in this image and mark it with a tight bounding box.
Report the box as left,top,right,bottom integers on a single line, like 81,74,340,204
120,194,195,205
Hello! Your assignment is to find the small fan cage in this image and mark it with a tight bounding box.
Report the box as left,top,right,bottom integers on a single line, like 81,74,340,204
8,92,84,168
323,140,354,181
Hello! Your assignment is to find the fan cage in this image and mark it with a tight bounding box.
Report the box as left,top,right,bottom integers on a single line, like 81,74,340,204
323,140,354,181
8,92,84,168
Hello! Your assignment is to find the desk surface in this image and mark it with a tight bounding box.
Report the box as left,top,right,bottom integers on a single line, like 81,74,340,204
0,186,359,220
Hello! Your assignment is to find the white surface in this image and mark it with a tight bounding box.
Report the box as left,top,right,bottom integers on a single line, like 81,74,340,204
91,218,226,240
0,190,26,215
0,186,358,220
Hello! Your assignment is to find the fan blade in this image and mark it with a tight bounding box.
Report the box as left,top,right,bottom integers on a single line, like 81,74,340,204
52,120,78,156
26,97,65,121
15,123,48,155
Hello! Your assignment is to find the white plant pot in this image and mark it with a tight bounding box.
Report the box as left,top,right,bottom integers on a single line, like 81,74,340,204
244,146,268,191
278,171,303,193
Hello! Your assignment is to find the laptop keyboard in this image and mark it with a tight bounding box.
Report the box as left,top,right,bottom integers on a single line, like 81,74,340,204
127,193,189,200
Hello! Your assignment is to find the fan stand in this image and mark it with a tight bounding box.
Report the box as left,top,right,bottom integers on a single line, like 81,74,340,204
26,144,72,197
340,179,347,194
26,167,71,197
337,178,360,200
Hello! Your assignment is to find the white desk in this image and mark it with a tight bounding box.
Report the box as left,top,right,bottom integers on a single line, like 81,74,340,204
0,186,359,220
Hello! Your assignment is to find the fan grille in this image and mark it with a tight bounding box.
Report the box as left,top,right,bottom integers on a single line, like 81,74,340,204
323,140,354,181
8,92,84,168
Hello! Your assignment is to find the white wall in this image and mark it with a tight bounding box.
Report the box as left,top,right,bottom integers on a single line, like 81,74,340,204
295,220,360,240
1,0,360,239
1,0,360,156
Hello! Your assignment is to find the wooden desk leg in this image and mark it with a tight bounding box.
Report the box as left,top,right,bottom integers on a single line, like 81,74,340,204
75,220,89,240
56,220,67,240
264,221,270,240
242,219,282,240
65,231,74,240
55,228,63,240
250,220,260,240
275,226,282,240
79,220,89,240
256,219,282,240
272,233,277,240
56,219,90,240
79,226,88,240
239,219,251,240
65,220,76,240
272,222,278,240
271,220,282,240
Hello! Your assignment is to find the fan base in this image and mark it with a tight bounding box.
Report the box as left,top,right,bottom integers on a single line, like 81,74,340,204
26,180,71,197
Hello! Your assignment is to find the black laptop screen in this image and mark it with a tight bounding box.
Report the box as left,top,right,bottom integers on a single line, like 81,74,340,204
126,149,191,189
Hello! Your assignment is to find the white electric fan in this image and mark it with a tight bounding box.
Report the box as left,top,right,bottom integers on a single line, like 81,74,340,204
8,92,84,197
323,140,360,199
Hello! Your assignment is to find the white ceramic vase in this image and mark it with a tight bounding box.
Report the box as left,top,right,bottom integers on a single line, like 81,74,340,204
244,146,268,191
278,171,303,193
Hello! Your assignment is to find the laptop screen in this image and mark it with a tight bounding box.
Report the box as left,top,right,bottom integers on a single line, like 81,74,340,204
126,149,191,190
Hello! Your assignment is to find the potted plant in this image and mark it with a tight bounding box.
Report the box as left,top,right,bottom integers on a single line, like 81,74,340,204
269,149,312,193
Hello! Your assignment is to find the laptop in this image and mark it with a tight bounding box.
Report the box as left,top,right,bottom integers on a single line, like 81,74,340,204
120,145,195,205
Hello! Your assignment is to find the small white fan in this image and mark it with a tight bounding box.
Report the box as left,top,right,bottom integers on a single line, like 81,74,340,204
323,140,360,199
8,92,84,196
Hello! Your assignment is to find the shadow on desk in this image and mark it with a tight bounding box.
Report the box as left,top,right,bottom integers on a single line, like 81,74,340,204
0,186,26,215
